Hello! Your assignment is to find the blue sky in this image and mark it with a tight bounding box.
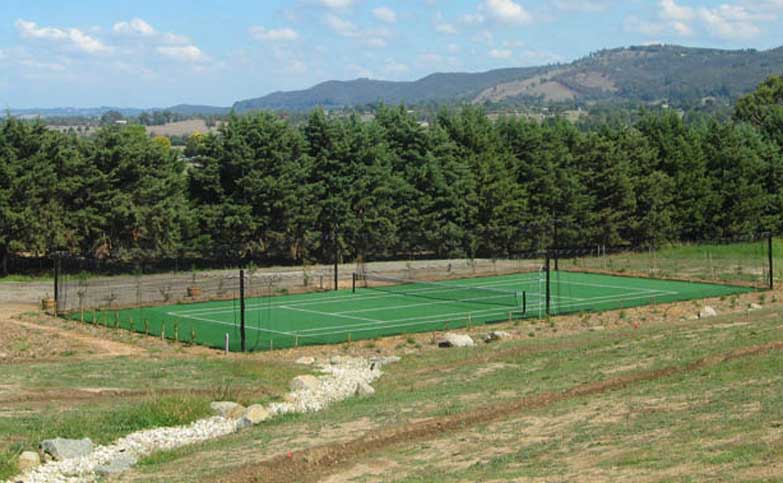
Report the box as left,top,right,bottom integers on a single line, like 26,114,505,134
1,0,782,108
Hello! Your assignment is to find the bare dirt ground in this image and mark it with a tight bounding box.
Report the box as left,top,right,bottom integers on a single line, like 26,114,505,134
221,340,783,483
146,120,222,137
0,304,143,363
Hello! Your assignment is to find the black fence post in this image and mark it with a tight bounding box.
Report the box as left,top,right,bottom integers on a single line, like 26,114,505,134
352,272,356,293
545,254,551,316
53,253,60,315
769,234,774,290
240,268,246,353
333,224,339,291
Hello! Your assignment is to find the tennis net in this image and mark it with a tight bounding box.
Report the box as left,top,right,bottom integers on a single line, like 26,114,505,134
357,272,524,309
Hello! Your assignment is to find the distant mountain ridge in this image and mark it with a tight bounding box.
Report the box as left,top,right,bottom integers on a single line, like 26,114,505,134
234,44,783,112
11,44,783,117
10,104,230,119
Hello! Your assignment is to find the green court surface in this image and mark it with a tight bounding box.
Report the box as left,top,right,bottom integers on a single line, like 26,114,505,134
70,271,755,351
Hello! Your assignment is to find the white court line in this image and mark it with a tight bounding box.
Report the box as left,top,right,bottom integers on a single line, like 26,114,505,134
296,290,680,336
169,287,681,340
292,289,676,335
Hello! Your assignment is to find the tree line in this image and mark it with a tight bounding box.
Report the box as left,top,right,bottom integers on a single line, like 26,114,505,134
1,76,782,274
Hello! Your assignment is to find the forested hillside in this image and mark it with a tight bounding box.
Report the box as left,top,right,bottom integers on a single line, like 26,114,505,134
234,45,783,112
1,76,782,273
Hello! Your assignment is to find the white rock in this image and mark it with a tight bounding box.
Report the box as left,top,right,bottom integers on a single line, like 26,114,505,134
295,356,316,365
8,355,400,483
18,451,41,471
749,303,763,311
699,306,718,318
95,453,137,475
240,405,271,425
483,331,511,343
437,333,474,348
370,356,400,368
40,438,94,460
290,375,321,392
330,355,353,365
209,401,245,419
355,382,375,396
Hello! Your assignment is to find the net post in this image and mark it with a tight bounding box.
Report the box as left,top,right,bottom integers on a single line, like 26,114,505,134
522,291,527,315
352,272,356,293
333,223,339,292
769,234,774,290
53,252,60,315
545,254,551,316
240,268,246,353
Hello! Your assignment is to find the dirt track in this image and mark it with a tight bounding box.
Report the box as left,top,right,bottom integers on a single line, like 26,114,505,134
223,340,783,483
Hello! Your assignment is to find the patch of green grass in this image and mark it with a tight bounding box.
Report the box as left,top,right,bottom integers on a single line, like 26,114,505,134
0,451,18,482
0,274,52,283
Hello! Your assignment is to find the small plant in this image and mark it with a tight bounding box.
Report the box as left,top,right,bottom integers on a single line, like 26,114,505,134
528,331,535,337
406,336,416,345
158,285,173,303
619,310,627,320
758,293,767,305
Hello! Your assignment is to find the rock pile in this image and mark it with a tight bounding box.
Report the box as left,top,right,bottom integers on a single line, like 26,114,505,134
8,354,395,483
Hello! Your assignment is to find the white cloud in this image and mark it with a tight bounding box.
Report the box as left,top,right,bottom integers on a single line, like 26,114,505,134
660,0,696,21
481,0,533,25
347,63,373,78
161,32,190,45
489,48,513,59
435,12,458,34
113,18,155,36
373,6,397,23
366,37,388,48
15,19,112,55
325,14,360,37
553,0,611,12
625,1,776,40
249,26,300,41
318,0,355,8
20,59,67,71
384,59,409,74
157,45,208,63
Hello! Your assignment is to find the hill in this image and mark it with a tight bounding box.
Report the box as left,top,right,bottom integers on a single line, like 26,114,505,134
234,44,783,112
10,104,229,119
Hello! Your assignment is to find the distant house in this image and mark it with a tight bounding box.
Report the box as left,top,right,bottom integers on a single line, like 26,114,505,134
115,120,128,125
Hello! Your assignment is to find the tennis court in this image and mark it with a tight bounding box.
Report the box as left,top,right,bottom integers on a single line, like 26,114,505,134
70,270,754,351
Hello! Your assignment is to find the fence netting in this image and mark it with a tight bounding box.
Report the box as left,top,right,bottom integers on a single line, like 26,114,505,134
52,235,773,351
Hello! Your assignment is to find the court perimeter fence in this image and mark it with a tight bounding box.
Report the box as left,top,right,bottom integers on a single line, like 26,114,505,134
52,234,775,351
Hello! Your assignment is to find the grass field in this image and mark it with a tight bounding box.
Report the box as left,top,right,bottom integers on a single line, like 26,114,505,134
67,270,754,352
2,281,782,481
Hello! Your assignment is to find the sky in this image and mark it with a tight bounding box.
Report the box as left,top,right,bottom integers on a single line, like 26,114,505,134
1,0,782,108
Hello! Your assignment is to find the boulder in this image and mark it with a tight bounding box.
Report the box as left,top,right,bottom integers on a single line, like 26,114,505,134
295,356,316,365
290,375,321,392
437,333,474,348
329,355,353,365
209,401,246,419
483,331,511,343
18,451,41,471
749,303,763,311
39,438,94,461
95,453,137,475
369,355,400,369
355,382,375,396
699,306,718,318
241,404,271,425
